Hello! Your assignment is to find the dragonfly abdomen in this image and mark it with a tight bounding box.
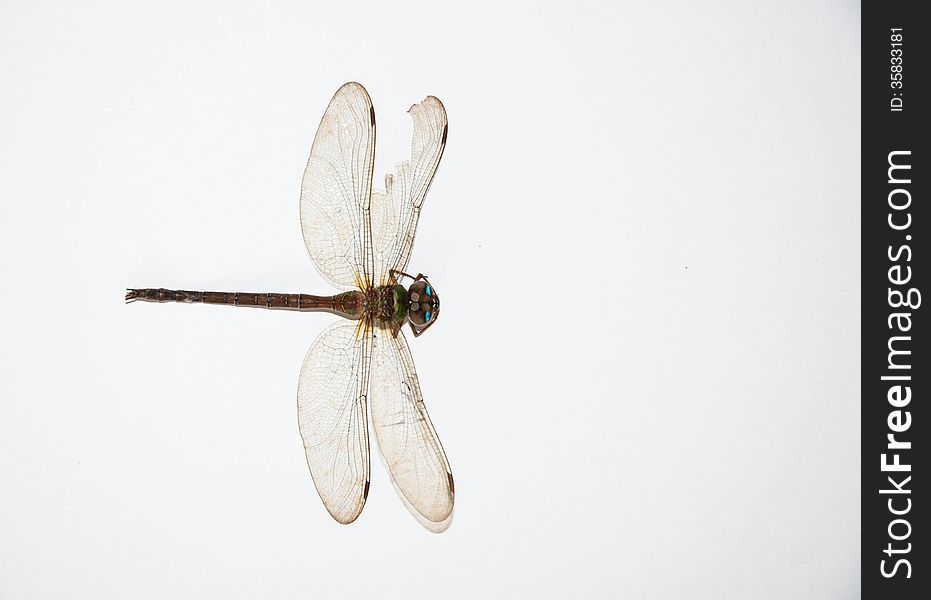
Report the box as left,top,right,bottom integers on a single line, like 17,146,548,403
126,288,364,318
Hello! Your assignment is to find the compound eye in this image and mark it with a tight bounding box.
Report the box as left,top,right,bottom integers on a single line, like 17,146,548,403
407,280,437,332
409,305,427,325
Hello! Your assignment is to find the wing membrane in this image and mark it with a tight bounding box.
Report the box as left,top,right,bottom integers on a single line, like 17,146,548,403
369,326,454,532
297,320,372,524
370,96,447,285
301,82,376,290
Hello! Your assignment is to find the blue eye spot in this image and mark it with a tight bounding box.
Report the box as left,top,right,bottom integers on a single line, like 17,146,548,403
425,285,431,295
424,310,431,321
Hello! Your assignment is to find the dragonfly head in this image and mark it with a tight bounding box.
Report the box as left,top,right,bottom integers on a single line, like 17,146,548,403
407,278,439,337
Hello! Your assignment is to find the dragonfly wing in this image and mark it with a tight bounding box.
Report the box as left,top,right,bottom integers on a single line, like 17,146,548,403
301,82,376,290
369,326,454,532
369,188,398,287
297,320,372,524
370,95,447,285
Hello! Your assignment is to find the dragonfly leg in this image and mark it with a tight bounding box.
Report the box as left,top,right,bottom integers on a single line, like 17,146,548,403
390,269,428,283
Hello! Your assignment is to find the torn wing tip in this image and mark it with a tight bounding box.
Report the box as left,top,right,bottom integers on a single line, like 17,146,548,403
408,95,445,113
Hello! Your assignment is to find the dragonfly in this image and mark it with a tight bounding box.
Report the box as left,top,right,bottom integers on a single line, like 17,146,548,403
126,82,454,532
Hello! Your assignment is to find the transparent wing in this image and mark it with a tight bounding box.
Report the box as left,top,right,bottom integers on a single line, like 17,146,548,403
369,325,454,532
301,82,376,290
370,95,447,285
297,320,372,524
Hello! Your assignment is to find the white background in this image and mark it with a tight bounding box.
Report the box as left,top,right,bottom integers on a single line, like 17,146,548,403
0,0,860,597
